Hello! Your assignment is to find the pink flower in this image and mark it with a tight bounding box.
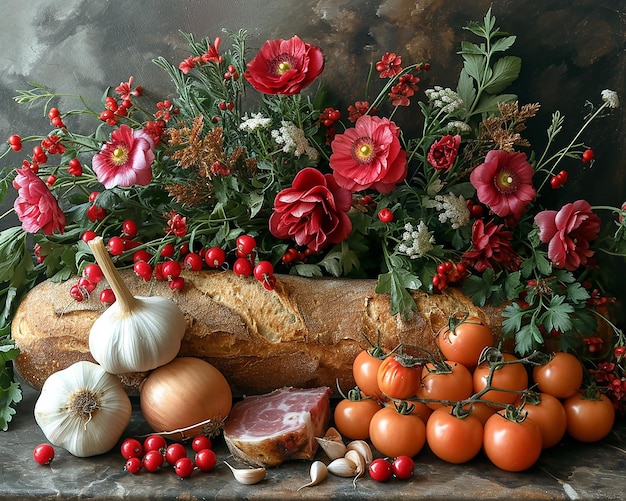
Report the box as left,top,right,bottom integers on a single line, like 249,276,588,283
244,36,324,95
12,167,65,235
428,135,461,171
92,124,155,189
329,115,408,194
470,149,536,218
114,76,142,100
269,167,352,251
534,200,601,271
462,219,521,272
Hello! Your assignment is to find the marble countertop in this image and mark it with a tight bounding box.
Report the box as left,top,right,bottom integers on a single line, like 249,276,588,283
2,383,626,500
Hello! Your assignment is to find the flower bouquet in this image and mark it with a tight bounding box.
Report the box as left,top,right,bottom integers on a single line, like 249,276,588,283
1,8,625,429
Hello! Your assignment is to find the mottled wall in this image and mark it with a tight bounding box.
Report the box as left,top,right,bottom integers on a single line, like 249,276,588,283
0,0,624,261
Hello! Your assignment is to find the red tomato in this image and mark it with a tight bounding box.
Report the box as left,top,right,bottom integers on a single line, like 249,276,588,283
333,393,382,440
437,316,494,368
417,361,474,410
377,355,421,400
352,348,387,400
532,352,583,399
518,392,567,449
462,401,495,425
473,352,528,405
426,408,483,464
563,391,615,443
411,400,434,425
369,405,426,458
483,411,542,472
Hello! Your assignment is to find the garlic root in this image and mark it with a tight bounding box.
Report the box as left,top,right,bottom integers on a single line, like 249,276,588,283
297,460,328,491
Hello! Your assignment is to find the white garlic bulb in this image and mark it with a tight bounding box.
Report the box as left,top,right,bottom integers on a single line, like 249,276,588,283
34,361,132,457
88,236,185,374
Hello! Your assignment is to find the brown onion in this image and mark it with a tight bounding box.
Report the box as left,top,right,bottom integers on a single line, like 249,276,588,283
139,357,232,439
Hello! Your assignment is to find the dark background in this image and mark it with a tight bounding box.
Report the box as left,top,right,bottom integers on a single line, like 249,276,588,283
0,0,624,291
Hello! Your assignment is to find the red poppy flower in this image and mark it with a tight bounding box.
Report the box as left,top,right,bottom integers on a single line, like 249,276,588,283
470,149,536,218
375,52,402,78
92,124,155,189
534,200,601,271
428,135,461,171
462,219,521,272
329,115,407,194
244,35,324,95
12,167,65,235
269,167,352,251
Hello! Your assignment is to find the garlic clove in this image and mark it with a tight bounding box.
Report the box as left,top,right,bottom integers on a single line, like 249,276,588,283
327,457,357,478
224,461,266,485
346,440,373,465
322,426,344,443
316,436,347,460
344,449,366,476
297,460,328,491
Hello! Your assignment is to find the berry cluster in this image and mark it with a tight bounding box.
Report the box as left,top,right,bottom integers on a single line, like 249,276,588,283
368,455,414,482
549,169,568,189
120,434,217,479
431,261,467,292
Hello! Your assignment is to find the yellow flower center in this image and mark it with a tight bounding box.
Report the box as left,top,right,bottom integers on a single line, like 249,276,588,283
496,169,518,194
112,146,129,166
352,137,376,164
277,61,292,75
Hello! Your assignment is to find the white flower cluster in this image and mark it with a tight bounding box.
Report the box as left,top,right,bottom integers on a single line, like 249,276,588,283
446,120,472,133
432,193,470,229
239,113,272,132
271,120,319,160
398,221,435,259
424,86,464,114
601,89,620,109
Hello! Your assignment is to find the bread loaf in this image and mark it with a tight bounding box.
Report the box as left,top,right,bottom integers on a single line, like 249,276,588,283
11,269,506,396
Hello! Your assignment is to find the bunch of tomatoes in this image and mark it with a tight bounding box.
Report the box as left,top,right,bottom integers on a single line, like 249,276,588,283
333,315,616,473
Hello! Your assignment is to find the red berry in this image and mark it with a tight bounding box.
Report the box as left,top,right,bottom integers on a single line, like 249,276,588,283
556,170,568,183
194,448,217,472
169,276,185,291
184,252,203,271
236,235,257,256
378,207,394,223
81,230,98,243
69,284,86,302
191,435,212,453
8,134,22,151
68,158,82,176
82,263,104,284
89,191,100,202
107,236,125,256
133,249,153,263
160,242,175,258
142,450,164,472
174,457,195,478
205,246,226,268
391,455,414,479
162,260,182,280
550,176,562,189
165,443,187,466
87,205,107,222
261,273,276,291
143,434,167,453
47,108,60,119
120,438,143,459
122,219,138,238
134,260,153,281
77,277,96,294
125,457,142,474
233,257,253,277
369,458,393,482
253,261,274,282
99,288,116,304
582,149,595,163
33,443,55,465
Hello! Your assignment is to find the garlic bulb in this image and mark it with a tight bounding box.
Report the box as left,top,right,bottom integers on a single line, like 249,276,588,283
88,236,185,374
34,361,132,457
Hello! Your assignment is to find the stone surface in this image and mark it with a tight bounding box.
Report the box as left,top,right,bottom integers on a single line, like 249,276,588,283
2,383,626,500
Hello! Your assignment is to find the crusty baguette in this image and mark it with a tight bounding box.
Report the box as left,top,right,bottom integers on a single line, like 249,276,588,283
11,269,506,396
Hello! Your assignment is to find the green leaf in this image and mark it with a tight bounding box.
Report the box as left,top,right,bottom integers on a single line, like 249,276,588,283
459,41,486,56
462,54,487,82
540,296,574,332
490,35,517,53
483,56,522,94
0,338,21,431
514,324,535,355
375,268,419,319
565,281,591,304
291,263,322,277
471,93,518,116
501,302,526,336
456,69,477,111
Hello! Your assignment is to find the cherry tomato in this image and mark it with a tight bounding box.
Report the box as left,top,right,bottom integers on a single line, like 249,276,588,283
473,352,528,405
124,457,142,474
411,400,434,425
143,434,167,453
191,435,212,452
369,405,426,458
462,401,495,425
532,352,583,399
120,438,143,459
195,448,217,472
333,392,382,440
368,458,393,482
437,316,494,368
391,455,414,479
563,390,615,443
352,348,387,400
426,408,483,464
33,443,55,465
142,449,164,472
518,392,567,449
377,354,421,400
165,442,187,465
483,411,542,472
417,361,474,410
174,457,195,478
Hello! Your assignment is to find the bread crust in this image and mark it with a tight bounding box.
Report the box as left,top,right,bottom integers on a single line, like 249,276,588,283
11,269,505,395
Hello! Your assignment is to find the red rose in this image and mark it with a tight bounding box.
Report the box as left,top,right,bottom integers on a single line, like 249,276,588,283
427,134,461,171
244,36,324,95
269,167,352,251
534,200,601,271
13,167,66,235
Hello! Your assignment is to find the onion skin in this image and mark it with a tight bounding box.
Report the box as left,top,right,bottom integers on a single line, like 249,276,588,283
139,357,232,439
